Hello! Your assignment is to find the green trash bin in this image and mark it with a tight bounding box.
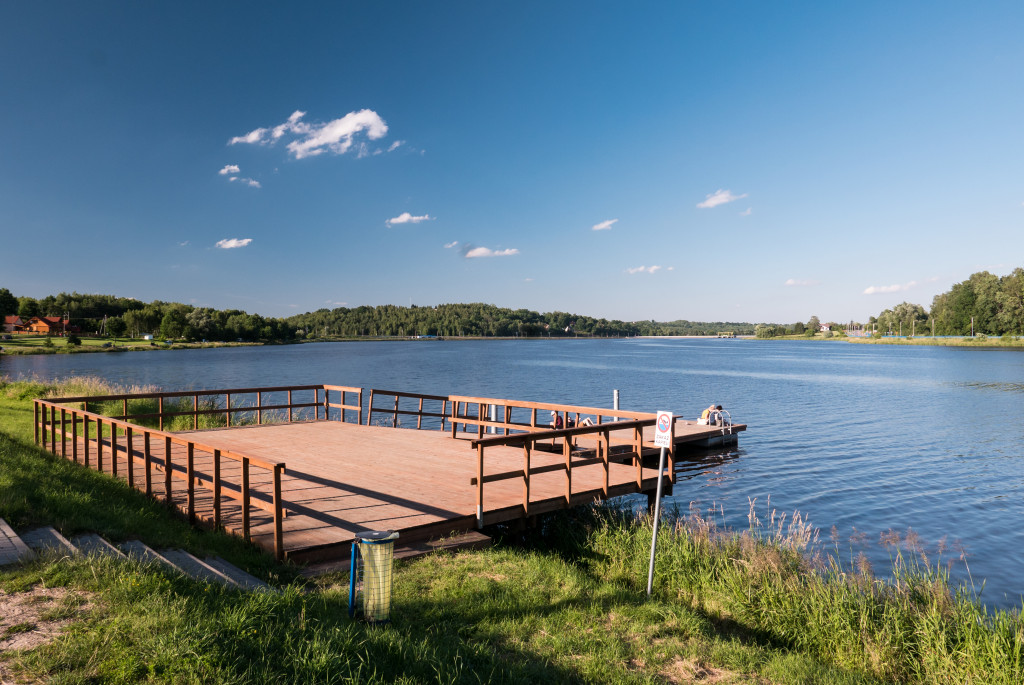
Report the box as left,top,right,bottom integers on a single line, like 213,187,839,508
348,530,399,623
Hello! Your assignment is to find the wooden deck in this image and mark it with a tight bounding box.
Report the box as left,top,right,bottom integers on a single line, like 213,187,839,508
180,421,669,561
35,386,745,564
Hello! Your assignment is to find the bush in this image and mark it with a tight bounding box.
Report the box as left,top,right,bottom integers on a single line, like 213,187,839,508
65,333,82,346
822,330,833,339
803,329,815,338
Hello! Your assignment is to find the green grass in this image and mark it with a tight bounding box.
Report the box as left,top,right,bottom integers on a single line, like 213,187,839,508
2,376,1023,683
0,335,259,355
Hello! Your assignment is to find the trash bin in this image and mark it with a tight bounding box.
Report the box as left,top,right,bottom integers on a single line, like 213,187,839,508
348,530,399,623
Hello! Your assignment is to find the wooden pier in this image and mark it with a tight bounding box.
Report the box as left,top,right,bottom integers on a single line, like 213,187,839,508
33,385,744,563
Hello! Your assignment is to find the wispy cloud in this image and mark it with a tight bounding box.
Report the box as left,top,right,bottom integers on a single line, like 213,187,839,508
178,241,190,247
697,189,748,209
229,109,389,160
218,164,240,176
387,212,433,226
592,218,618,231
739,207,752,216
444,241,459,249
227,177,261,188
524,277,534,282
215,238,253,249
785,278,820,287
388,140,404,152
863,276,939,295
463,246,519,258
626,265,663,274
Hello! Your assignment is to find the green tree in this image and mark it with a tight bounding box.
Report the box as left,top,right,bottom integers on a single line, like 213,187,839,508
0,288,17,318
806,315,820,332
105,317,127,338
17,297,39,319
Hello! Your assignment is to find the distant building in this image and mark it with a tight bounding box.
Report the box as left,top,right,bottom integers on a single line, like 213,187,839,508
2,315,23,333
23,316,79,335
819,323,831,332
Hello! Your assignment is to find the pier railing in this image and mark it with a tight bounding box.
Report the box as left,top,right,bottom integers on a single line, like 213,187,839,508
33,397,288,559
43,384,363,431
468,416,673,527
366,389,448,430
448,394,656,439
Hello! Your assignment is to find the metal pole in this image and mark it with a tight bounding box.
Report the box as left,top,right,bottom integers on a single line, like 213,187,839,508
489,404,496,434
646,445,667,596
613,390,620,421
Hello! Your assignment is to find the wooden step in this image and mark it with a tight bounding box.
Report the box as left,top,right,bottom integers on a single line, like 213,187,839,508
0,518,35,566
160,549,238,587
70,534,126,559
203,556,273,592
19,526,76,557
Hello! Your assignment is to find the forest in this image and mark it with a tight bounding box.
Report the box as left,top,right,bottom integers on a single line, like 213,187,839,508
0,289,756,341
872,269,1024,336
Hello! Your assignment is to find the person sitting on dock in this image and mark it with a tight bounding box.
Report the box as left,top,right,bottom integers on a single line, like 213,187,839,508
710,405,730,426
550,411,563,430
699,404,716,425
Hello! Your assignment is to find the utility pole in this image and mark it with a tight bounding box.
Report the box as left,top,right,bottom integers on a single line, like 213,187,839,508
971,316,975,337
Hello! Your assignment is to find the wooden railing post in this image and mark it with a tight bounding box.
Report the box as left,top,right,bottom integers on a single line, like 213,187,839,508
33,401,39,445
417,397,424,429
287,389,293,423
522,443,531,517
110,422,119,478
193,394,198,430
96,418,104,472
213,449,222,529
601,428,610,497
563,435,572,507
126,426,134,487
71,410,78,463
476,444,485,528
273,464,284,560
367,389,376,426
49,405,56,454
242,457,251,542
634,426,643,488
392,394,399,427
83,415,90,467
226,393,231,427
186,442,195,522
164,436,173,503
144,432,152,496
158,396,164,431
122,397,128,421
59,407,66,457
257,391,263,425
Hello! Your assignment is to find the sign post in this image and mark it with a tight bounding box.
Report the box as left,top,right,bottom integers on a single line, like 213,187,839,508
647,411,672,596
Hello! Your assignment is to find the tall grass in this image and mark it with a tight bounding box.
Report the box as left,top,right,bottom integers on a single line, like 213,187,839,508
535,502,1024,683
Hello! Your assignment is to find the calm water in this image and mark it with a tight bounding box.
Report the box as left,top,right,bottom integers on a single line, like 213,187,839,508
4,339,1024,609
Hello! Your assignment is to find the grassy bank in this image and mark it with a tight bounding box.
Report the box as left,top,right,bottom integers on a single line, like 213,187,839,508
847,335,1024,347
0,335,263,355
2,377,1023,683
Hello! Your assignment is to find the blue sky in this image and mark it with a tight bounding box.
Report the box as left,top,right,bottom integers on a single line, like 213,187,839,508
2,2,1022,324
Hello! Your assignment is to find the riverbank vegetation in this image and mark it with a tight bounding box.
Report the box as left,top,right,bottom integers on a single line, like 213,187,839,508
0,288,755,344
2,376,1023,683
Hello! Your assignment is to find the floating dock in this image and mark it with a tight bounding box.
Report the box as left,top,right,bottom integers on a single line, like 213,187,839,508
33,385,745,563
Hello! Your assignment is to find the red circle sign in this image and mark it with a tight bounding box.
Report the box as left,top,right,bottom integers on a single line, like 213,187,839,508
657,413,671,432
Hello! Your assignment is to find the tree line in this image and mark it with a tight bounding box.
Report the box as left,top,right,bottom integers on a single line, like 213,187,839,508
0,289,757,341
872,269,1024,337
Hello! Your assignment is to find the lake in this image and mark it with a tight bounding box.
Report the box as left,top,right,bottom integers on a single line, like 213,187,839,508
3,339,1023,610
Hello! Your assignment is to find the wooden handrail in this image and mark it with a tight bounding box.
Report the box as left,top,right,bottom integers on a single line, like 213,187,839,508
34,398,287,558
468,416,672,527
366,388,448,429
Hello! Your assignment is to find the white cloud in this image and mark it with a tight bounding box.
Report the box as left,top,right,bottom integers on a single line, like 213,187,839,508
229,109,388,160
444,241,459,249
592,218,618,231
178,241,190,247
739,207,752,216
785,278,820,287
215,238,253,249
219,164,240,176
697,189,748,209
464,246,519,258
387,212,433,226
863,281,918,295
228,177,261,188
524,277,534,282
626,265,663,274
388,140,404,152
